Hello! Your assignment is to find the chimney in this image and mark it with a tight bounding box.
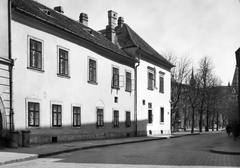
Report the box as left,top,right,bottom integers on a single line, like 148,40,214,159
106,10,117,43
118,17,124,28
54,6,64,13
79,13,88,26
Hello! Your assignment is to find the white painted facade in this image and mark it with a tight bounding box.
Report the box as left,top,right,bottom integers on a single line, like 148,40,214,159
10,9,135,143
0,0,172,145
137,59,171,135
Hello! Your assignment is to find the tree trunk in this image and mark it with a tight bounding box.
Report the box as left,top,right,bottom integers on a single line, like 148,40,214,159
191,107,195,133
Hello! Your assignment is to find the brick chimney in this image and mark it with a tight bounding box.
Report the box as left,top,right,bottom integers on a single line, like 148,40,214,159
106,10,117,43
118,17,124,28
79,13,88,26
54,6,64,13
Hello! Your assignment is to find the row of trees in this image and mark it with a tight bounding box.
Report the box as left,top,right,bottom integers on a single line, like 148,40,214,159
162,51,236,133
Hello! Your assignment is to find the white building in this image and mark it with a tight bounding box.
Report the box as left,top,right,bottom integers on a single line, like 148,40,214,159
0,0,173,145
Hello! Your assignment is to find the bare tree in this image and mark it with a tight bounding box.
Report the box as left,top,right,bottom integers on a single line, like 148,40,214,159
196,56,214,132
162,51,192,130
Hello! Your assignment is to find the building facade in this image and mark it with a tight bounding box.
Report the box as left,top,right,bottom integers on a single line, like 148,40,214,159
0,0,173,145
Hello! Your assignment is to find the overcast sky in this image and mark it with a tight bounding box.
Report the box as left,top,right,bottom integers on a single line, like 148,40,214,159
37,0,240,85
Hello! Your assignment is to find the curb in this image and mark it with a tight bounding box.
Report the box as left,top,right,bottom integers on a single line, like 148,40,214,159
210,149,240,155
39,137,169,158
0,155,38,166
0,133,201,165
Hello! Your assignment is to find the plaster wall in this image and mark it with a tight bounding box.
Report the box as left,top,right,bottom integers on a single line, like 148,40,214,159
11,15,135,142
137,59,171,135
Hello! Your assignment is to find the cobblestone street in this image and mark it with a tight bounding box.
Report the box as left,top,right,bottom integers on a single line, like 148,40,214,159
1,132,240,168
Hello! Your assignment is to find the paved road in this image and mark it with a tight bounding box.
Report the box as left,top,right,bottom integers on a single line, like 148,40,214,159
1,131,240,168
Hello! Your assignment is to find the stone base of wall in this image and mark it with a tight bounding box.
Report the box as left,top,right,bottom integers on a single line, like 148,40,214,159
30,131,137,144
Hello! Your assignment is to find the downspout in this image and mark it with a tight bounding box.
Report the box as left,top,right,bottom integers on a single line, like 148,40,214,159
134,48,141,137
8,0,14,131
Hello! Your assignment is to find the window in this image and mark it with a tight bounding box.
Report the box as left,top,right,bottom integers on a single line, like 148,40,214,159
29,38,43,70
97,108,104,127
126,111,131,127
52,104,62,127
148,72,154,90
112,67,119,89
89,58,97,83
113,110,119,127
28,102,40,127
159,72,165,93
58,48,69,76
126,71,132,92
73,106,81,127
160,107,164,123
148,103,153,124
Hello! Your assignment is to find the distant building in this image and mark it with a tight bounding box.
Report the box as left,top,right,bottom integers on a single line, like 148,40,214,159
0,0,173,145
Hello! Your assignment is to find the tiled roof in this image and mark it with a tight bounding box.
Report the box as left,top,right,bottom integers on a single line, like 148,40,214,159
116,24,174,68
11,0,132,60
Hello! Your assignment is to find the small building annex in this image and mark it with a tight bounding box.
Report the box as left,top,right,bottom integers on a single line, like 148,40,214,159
0,0,174,145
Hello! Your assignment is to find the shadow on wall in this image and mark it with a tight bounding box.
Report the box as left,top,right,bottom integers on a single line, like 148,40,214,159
0,119,149,146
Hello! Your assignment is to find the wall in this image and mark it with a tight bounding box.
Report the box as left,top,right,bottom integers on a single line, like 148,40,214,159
11,12,135,143
137,56,171,135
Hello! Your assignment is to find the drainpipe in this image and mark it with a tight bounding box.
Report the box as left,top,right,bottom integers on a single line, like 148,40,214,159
8,0,14,131
134,48,141,137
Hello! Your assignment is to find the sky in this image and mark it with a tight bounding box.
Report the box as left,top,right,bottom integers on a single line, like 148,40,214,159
36,0,240,85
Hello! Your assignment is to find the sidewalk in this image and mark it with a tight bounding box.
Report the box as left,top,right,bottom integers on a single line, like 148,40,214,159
0,132,239,166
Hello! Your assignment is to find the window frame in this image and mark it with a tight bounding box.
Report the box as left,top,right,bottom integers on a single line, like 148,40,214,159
148,103,153,124
50,102,63,128
160,107,164,124
25,98,41,129
159,71,165,93
148,71,154,90
112,66,120,89
27,36,44,72
113,110,119,128
126,111,131,127
72,105,81,128
125,71,132,92
88,57,97,84
96,107,104,128
57,46,70,78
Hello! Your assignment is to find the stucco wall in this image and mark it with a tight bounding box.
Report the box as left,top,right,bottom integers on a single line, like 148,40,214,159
11,13,135,143
137,58,171,135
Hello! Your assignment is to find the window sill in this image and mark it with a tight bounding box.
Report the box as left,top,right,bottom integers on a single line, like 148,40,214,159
27,67,44,73
57,73,71,79
159,92,164,94
112,86,120,90
148,88,154,91
88,81,98,85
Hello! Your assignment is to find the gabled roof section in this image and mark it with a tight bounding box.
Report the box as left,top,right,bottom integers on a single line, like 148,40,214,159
11,0,132,60
116,24,174,68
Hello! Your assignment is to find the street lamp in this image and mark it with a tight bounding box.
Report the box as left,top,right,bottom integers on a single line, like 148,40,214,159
235,48,240,122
